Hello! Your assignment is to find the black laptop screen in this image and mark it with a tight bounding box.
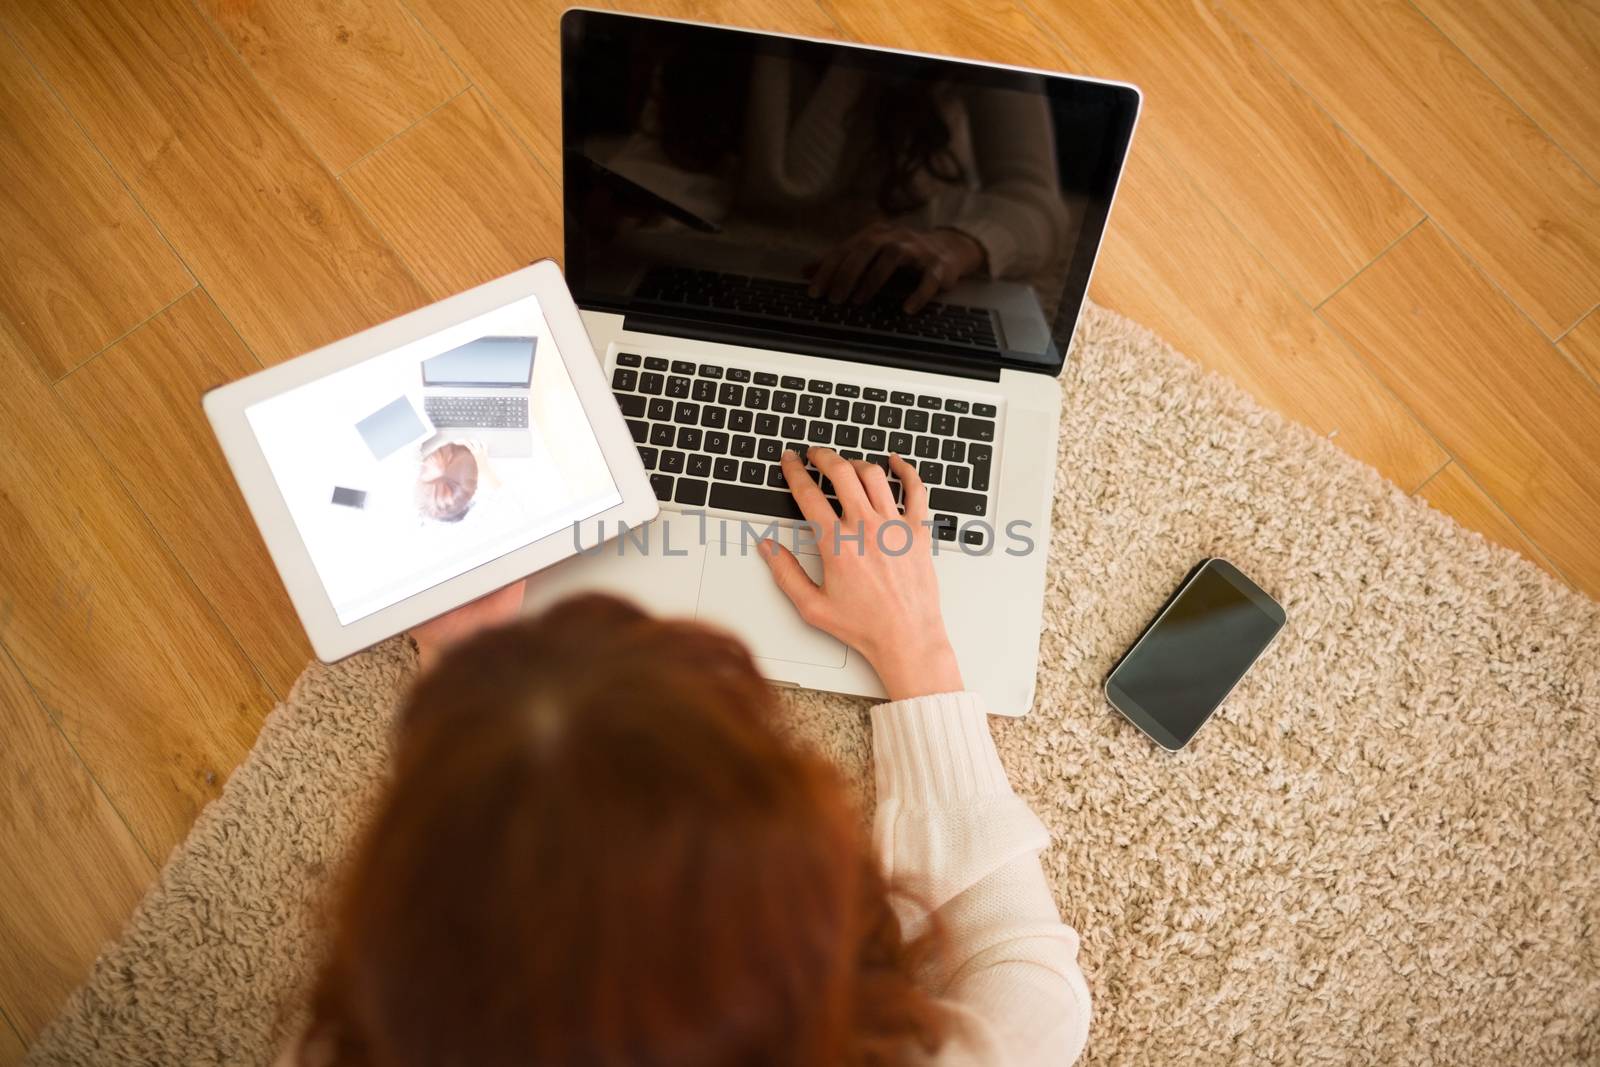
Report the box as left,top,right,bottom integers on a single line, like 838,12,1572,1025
560,11,1139,378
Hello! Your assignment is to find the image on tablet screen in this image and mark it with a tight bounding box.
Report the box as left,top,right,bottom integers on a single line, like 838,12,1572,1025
245,294,621,624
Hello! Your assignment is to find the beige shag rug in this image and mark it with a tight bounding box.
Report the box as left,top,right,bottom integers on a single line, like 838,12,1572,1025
26,305,1599,1066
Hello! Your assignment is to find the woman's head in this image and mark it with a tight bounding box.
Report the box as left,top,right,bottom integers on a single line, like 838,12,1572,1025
416,442,478,522
306,595,944,1066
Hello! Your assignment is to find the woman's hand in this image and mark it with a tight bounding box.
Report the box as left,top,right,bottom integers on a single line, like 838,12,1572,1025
758,448,963,701
410,579,527,672
806,222,987,313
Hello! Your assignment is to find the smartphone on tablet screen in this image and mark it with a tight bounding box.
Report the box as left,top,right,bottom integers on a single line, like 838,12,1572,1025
1104,558,1286,751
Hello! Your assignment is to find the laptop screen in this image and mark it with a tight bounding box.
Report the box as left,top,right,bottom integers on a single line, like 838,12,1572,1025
421,336,536,387
560,11,1138,377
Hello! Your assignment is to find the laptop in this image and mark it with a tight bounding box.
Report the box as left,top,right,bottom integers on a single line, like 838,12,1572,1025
528,11,1140,715
419,335,536,456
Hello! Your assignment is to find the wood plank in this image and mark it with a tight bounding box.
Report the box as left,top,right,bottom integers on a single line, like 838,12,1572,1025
1,0,429,366
0,1011,25,1067
1222,0,1600,336
1321,222,1600,595
1092,147,1446,491
1559,308,1600,385
821,0,1064,68
193,0,466,173
0,34,192,380
403,0,582,168
55,292,312,697
0,318,276,860
0,649,155,1044
342,89,562,298
1416,462,1558,577
1411,0,1600,181
1023,0,1420,303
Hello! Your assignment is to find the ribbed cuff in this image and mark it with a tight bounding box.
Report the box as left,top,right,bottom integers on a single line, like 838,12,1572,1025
869,691,1014,807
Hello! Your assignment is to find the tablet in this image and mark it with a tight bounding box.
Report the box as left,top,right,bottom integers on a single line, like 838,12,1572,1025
204,260,658,661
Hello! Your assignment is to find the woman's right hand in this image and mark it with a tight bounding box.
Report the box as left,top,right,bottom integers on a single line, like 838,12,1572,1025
758,448,963,701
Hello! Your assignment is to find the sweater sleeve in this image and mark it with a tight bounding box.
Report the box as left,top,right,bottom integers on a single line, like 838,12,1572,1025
872,692,1091,1066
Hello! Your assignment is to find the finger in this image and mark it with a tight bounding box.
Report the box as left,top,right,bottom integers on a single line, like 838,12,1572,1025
851,243,908,305
827,238,886,304
853,459,896,515
780,448,835,530
903,263,947,314
808,244,847,299
809,446,870,519
889,452,928,524
758,539,828,627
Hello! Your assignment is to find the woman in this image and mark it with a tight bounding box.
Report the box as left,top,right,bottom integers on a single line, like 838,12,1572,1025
415,439,502,524
291,448,1089,1065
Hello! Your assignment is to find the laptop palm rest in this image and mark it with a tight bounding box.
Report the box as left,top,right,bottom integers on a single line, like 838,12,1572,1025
695,546,847,669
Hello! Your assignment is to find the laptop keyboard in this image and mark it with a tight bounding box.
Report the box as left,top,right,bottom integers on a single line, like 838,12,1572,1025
634,266,1002,356
610,352,997,544
424,395,529,429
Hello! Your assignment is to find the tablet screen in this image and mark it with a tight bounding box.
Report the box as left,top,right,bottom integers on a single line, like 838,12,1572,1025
244,294,621,624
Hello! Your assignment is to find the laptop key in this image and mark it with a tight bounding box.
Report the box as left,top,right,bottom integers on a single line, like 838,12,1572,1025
714,457,739,481
677,427,703,451
766,464,788,488
640,372,664,395
616,352,642,367
807,421,833,444
851,401,875,424
698,363,723,379
702,407,727,429
888,431,913,455
835,425,860,448
944,398,969,413
692,379,717,402
726,367,752,383
729,410,753,432
918,461,943,485
732,435,756,458
798,394,823,417
808,379,832,394
862,427,886,450
781,416,806,439
650,424,675,446
917,395,941,409
957,417,997,442
673,402,699,424
904,409,928,432
706,431,730,455
891,390,914,406
757,438,783,462
969,443,992,491
636,446,658,470
648,398,672,420
746,387,770,410
627,419,648,443
836,383,860,398
929,487,986,516
973,402,997,417
675,478,708,506
671,360,695,374
754,371,779,386
709,484,804,521
667,376,692,399
941,438,966,463
645,356,669,371
780,375,805,390
686,454,712,478
840,449,863,461
660,450,686,474
864,387,888,401
612,367,638,391
617,394,646,417
931,514,957,541
945,465,970,489
650,474,674,500
877,407,902,429
914,436,939,459
773,391,797,413
719,383,744,405
755,413,779,435
931,413,956,436
740,461,765,484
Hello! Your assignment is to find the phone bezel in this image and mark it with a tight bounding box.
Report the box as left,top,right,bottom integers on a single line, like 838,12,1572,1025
1103,557,1286,751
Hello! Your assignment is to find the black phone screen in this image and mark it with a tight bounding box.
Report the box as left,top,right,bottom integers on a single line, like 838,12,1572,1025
1106,560,1285,750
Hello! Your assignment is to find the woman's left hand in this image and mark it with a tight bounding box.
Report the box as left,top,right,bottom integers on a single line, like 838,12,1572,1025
410,579,527,672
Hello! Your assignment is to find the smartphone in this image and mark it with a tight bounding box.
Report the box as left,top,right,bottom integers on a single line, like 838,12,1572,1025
1104,558,1286,751
331,486,367,509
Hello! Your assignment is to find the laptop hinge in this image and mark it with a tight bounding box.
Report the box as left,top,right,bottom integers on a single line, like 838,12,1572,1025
619,312,1004,383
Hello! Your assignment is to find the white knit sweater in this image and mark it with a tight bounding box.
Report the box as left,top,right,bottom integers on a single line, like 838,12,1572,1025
872,691,1091,1065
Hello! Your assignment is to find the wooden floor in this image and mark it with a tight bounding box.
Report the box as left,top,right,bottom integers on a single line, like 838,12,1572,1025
0,0,1596,1053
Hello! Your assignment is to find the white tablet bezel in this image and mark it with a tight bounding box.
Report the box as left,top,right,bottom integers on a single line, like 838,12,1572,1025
204,259,658,662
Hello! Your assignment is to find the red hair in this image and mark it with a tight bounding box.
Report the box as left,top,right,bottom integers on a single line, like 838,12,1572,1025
304,594,946,1065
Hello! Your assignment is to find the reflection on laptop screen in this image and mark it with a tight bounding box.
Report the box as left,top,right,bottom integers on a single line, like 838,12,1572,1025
560,12,1138,375
422,336,537,387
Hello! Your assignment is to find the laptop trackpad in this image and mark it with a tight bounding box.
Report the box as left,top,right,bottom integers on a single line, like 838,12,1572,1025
696,550,848,668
